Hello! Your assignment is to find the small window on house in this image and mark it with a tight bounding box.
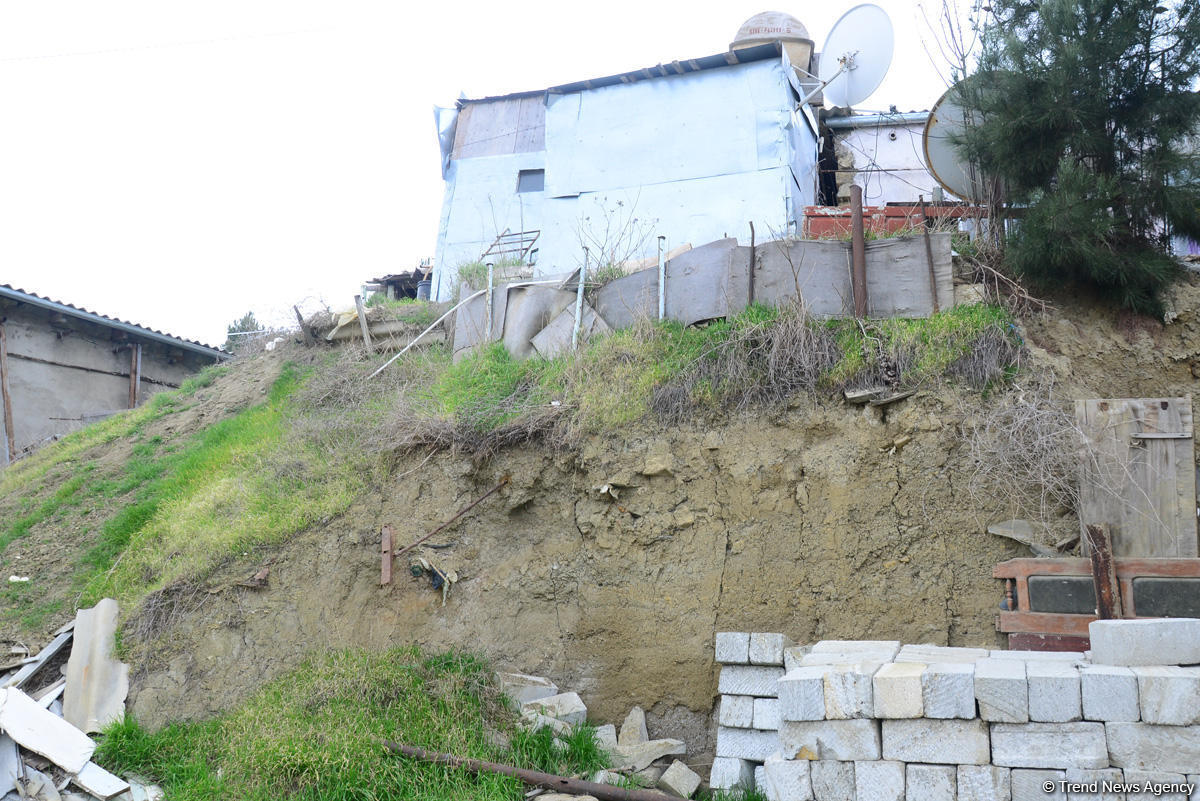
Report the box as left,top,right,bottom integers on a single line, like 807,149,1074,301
517,169,545,193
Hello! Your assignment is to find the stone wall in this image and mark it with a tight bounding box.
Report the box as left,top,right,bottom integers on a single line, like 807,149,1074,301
712,624,1200,800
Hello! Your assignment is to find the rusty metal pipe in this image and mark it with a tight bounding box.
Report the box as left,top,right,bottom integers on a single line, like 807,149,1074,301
381,741,672,801
918,195,941,314
850,185,868,317
393,476,511,561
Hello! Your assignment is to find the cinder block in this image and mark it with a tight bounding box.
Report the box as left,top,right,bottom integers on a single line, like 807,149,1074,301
856,760,905,801
784,645,814,672
1105,723,1200,775
719,665,785,697
1081,665,1140,723
1064,768,1124,801
717,632,752,664
1089,619,1200,667
720,695,755,729
763,752,814,801
751,633,796,666
716,726,782,762
659,759,702,799
824,662,879,719
1028,662,1082,722
812,640,901,657
906,764,956,801
874,662,926,719
812,760,855,801
896,645,990,664
1133,667,1200,726
755,697,782,731
958,765,1012,801
1012,769,1065,800
923,662,976,719
882,718,990,765
710,756,755,790
976,659,1029,723
780,719,881,761
1124,770,1188,800
991,722,1109,769
780,667,827,722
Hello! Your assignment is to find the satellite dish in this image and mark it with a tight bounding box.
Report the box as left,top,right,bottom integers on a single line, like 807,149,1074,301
923,83,988,202
818,4,894,108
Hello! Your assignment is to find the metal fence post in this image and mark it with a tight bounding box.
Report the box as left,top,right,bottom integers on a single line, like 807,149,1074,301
485,262,494,339
657,235,666,320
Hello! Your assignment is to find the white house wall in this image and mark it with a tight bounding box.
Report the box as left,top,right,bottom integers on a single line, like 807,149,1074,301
836,122,943,206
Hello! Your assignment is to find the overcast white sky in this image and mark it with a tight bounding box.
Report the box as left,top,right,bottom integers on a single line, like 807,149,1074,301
0,1,964,346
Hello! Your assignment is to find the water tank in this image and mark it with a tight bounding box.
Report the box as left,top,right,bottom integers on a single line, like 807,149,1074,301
731,11,814,74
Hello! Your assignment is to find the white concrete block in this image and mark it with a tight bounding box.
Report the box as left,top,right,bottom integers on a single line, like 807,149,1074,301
1028,661,1082,722
710,756,755,791
991,650,1084,662
976,659,1029,723
897,645,990,664
522,692,587,726
720,695,755,729
906,764,956,801
785,645,814,672
803,652,896,666
882,718,991,765
752,633,796,666
1064,768,1125,801
496,672,558,705
857,760,905,801
717,632,752,664
1124,770,1189,800
958,765,1012,801
755,697,782,731
1106,723,1200,775
812,760,855,801
874,662,926,719
780,719,881,761
1081,665,1140,723
780,667,827,722
763,752,813,801
720,665,786,697
1134,666,1200,726
824,662,879,719
1089,619,1200,667
991,722,1109,769
1012,769,1065,801
659,759,701,799
1187,775,1199,801
715,726,782,761
813,640,900,657
922,662,976,719
757,765,767,792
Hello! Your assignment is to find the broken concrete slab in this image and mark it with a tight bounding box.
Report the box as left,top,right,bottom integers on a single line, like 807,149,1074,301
530,299,611,359
618,706,649,746
0,688,94,774
659,759,701,798
496,672,558,705
2,629,72,691
610,738,686,772
63,598,129,734
72,762,130,799
0,735,16,797
521,692,586,726
17,767,60,801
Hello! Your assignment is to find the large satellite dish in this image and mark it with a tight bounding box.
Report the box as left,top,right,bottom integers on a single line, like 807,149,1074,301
923,83,988,202
818,4,894,108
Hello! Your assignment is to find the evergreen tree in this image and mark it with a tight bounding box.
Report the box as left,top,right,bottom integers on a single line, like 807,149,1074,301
223,311,261,353
958,0,1200,314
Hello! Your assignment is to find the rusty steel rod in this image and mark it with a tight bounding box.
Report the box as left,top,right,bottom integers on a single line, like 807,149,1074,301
918,196,941,314
393,476,511,561
1085,525,1122,619
381,525,393,586
748,221,756,306
381,741,671,801
850,184,868,318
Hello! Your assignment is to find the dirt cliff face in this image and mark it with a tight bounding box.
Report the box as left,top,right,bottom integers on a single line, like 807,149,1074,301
127,275,1200,757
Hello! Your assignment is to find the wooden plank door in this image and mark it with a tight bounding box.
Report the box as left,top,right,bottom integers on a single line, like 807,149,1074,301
1076,396,1196,557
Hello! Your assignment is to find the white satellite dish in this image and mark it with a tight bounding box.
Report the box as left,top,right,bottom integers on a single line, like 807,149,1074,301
923,84,988,202
815,4,894,108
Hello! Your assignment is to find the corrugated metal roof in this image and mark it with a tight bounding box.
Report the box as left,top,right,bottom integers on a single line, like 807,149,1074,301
458,42,783,106
0,284,229,359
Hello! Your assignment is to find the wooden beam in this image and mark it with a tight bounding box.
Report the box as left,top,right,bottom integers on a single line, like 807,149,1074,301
0,324,15,463
1085,525,1122,619
128,343,142,409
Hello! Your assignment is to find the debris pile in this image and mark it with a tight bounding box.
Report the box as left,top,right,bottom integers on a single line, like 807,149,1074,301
713,625,1200,800
0,600,157,801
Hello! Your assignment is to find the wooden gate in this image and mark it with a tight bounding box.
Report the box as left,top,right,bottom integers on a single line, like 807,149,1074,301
1076,396,1197,557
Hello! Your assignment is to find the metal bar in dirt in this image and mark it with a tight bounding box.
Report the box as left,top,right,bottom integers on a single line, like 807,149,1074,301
381,526,393,586
657,235,666,320
919,195,941,314
393,476,511,561
354,294,373,351
0,324,15,463
850,184,868,318
748,222,756,305
572,250,586,350
381,741,671,801
1085,525,1122,620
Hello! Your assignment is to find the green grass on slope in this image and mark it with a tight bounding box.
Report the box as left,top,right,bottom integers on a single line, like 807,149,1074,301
96,648,609,801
